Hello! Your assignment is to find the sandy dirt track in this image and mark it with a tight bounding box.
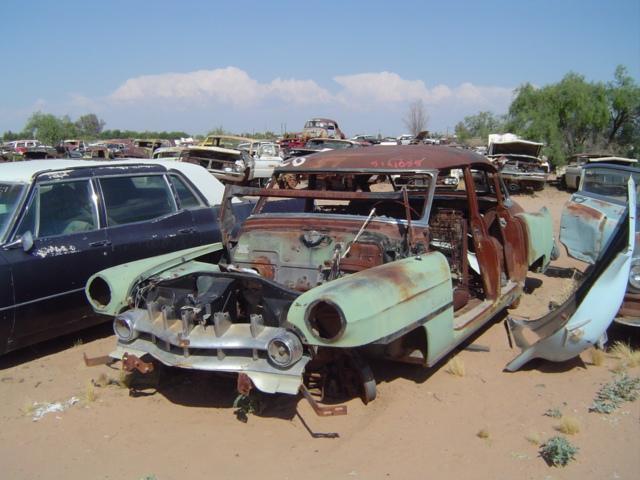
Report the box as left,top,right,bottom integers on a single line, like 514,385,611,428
0,187,638,480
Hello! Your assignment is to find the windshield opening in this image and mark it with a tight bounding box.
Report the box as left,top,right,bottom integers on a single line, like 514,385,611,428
248,172,432,221
582,167,640,203
0,183,26,242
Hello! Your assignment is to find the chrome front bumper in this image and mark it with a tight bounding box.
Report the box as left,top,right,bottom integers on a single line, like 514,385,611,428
112,309,309,395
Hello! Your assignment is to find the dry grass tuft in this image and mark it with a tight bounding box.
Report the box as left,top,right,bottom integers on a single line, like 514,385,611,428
446,357,466,377
589,348,606,366
84,380,97,403
609,341,640,368
611,361,628,374
476,428,490,439
20,400,36,416
525,432,541,445
555,416,580,435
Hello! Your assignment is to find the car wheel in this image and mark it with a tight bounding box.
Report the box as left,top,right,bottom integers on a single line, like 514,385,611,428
507,182,520,193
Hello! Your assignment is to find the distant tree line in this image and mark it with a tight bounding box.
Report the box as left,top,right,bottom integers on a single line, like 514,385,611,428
455,65,640,166
2,112,190,146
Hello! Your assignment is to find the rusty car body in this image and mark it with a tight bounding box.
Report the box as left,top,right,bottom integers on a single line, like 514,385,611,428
182,135,255,183
487,134,548,192
85,146,555,403
302,118,345,139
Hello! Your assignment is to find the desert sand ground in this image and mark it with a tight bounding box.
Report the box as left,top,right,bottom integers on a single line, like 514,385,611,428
0,187,638,480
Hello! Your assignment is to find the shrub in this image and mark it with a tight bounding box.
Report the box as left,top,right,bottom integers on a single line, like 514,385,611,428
539,436,579,467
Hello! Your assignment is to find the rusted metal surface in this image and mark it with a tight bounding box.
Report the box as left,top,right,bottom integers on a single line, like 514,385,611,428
277,145,493,173
122,352,154,374
300,385,347,416
617,292,640,326
85,144,556,405
82,352,116,367
237,373,253,396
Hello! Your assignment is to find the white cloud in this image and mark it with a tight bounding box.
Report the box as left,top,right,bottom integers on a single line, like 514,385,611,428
334,71,433,103
0,67,516,133
110,66,332,107
333,72,513,108
267,78,333,105
107,67,513,116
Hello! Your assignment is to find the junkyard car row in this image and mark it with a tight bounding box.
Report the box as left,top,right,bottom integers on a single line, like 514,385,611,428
1,133,638,414
83,145,638,406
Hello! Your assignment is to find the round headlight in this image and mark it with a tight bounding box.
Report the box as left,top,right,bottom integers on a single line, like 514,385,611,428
629,262,640,290
114,314,138,342
267,332,303,368
305,300,346,342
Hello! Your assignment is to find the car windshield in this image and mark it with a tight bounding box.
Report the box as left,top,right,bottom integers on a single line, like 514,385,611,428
581,167,640,203
306,140,352,149
203,137,248,150
251,172,432,221
0,182,26,242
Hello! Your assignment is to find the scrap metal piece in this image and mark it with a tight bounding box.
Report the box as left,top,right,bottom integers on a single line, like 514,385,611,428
300,385,347,416
465,343,491,352
505,178,636,371
122,352,154,374
295,411,340,439
82,352,116,367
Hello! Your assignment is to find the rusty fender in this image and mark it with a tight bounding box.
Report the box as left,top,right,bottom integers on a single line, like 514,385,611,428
287,252,454,348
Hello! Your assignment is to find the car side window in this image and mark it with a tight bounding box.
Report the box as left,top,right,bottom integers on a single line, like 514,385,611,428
100,175,176,226
169,174,202,209
16,180,98,238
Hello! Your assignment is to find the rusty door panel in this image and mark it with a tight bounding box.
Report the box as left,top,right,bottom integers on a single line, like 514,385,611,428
560,196,625,264
496,208,528,282
469,217,500,300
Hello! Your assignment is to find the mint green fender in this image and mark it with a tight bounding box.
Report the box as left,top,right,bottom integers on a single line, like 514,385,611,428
517,207,555,271
286,252,454,349
85,243,223,316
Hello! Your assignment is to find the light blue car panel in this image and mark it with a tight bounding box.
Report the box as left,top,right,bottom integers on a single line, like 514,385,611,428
506,179,635,370
560,194,626,264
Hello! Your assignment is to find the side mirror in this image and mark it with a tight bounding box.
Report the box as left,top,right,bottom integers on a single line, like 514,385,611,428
3,231,34,252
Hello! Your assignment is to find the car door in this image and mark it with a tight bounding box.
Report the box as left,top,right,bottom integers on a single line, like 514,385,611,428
0,252,13,353
168,172,218,244
5,176,111,351
98,172,201,266
560,169,631,264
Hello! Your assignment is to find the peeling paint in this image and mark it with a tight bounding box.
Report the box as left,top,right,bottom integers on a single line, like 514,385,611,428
34,244,79,258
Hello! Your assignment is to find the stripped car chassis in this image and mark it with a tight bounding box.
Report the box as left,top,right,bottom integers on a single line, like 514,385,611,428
83,351,350,417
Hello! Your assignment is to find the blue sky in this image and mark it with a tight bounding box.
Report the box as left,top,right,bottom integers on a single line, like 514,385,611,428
0,0,638,137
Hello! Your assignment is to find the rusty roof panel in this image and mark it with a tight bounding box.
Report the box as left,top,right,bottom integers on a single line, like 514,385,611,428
277,145,493,173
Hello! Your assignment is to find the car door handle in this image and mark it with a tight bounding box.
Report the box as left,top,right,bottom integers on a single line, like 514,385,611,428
89,240,112,247
178,228,196,234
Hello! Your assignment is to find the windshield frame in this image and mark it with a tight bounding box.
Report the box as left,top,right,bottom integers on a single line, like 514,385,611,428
0,181,28,244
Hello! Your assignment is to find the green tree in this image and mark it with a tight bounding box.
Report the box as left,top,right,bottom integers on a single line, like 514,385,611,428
2,130,21,142
22,112,78,146
507,73,610,166
606,65,640,156
455,111,505,143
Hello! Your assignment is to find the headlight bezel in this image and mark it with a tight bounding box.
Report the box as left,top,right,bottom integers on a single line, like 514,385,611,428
113,313,139,343
304,299,347,343
266,331,304,368
628,259,640,291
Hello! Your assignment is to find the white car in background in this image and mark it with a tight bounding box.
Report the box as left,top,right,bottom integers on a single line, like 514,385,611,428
397,134,414,145
560,154,637,190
